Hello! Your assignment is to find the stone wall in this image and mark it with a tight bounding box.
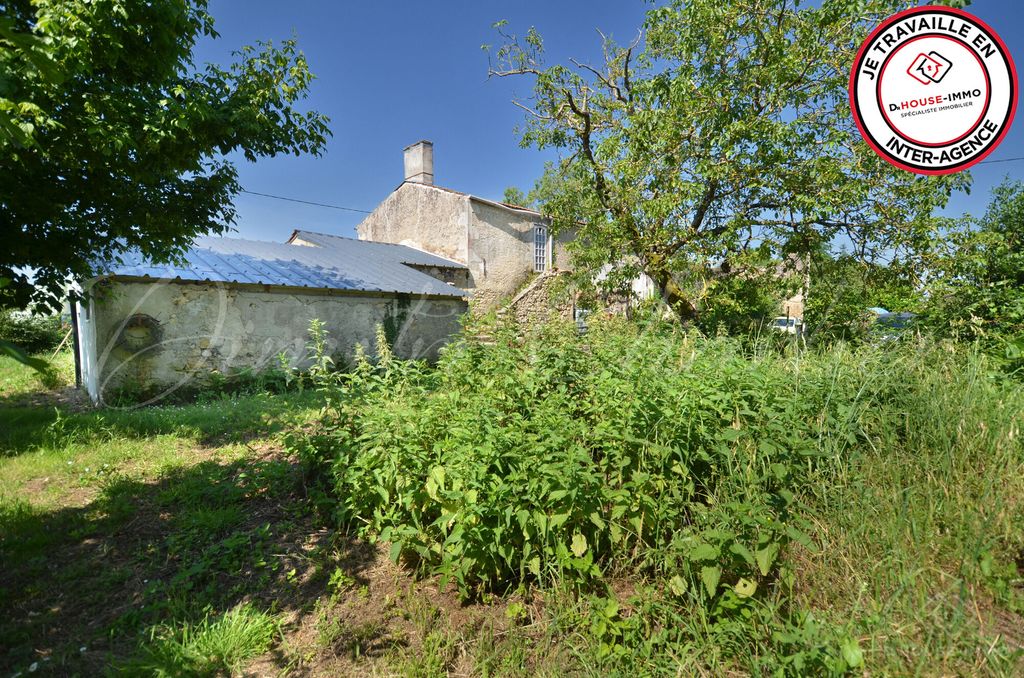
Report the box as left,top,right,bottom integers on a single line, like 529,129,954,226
781,293,805,320
465,199,537,311
77,279,466,403
506,272,574,326
466,201,574,312
405,263,469,288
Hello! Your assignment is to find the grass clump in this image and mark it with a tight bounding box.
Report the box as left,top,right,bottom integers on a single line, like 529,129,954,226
295,317,1024,674
118,603,278,676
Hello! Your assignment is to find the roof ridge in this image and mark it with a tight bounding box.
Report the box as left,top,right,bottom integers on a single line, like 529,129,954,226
395,182,543,216
293,230,467,268
197,234,302,248
291,229,359,243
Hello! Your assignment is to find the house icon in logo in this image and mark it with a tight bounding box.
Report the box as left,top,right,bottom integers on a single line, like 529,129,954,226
907,51,953,85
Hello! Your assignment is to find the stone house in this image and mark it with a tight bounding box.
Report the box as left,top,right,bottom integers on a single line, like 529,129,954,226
354,140,574,312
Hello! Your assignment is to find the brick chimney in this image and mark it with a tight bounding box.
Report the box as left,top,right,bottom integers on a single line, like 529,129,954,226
403,140,434,185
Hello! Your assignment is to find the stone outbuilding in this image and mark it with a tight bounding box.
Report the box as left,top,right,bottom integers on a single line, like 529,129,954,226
74,234,467,404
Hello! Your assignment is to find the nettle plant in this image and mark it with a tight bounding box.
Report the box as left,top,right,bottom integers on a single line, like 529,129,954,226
296,317,847,604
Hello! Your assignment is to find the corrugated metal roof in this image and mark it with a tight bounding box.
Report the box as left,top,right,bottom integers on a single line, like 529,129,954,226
290,230,467,269
102,236,467,298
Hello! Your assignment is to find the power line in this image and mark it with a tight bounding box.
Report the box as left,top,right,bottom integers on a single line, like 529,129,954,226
240,189,371,214
241,155,1024,214
977,156,1024,165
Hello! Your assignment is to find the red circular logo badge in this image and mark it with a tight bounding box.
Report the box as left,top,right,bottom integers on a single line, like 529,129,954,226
850,5,1017,175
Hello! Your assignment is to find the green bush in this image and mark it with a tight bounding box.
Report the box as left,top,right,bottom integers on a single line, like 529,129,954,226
923,180,1024,345
296,319,848,600
0,310,66,354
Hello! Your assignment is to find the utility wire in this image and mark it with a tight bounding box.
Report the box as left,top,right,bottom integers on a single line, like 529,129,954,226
240,189,371,213
977,156,1024,165
241,156,1024,214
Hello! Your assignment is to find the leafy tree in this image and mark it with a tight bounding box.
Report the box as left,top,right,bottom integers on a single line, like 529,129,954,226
804,253,923,342
502,186,529,207
698,273,793,337
924,180,1024,344
1,0,330,312
487,0,967,323
688,247,798,336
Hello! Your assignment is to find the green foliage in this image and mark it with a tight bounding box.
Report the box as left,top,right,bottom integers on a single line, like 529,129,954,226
1,0,331,310
805,254,922,343
488,0,965,322
302,318,829,602
0,308,65,353
502,186,528,207
0,279,53,372
0,306,66,383
305,317,341,389
298,320,807,596
924,180,1024,352
294,316,1024,672
696,251,799,336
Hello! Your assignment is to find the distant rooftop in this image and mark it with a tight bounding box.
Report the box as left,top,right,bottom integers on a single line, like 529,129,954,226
98,235,467,298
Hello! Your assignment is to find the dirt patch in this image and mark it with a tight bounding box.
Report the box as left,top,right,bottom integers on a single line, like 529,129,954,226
2,386,91,411
972,585,1024,651
20,473,98,509
271,541,512,676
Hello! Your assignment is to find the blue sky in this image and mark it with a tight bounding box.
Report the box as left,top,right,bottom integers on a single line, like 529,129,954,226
194,0,1024,243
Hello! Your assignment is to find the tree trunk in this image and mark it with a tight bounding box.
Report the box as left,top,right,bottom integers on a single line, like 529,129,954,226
644,257,699,323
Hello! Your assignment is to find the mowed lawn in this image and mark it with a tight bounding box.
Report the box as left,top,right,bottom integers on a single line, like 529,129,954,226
0,353,324,674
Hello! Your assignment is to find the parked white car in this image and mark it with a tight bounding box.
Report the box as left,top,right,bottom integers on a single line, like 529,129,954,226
771,316,801,335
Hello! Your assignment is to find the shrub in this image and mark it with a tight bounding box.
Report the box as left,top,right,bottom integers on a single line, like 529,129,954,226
923,179,1024,345
0,309,66,354
296,318,851,602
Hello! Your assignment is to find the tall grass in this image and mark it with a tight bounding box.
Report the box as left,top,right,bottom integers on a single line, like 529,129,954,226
295,317,1024,674
794,342,1024,673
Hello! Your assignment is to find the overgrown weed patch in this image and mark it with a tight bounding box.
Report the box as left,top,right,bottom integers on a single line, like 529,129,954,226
293,317,1024,674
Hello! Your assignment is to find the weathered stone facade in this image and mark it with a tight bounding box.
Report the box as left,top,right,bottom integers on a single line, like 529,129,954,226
354,141,572,313
356,182,573,312
77,279,465,403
